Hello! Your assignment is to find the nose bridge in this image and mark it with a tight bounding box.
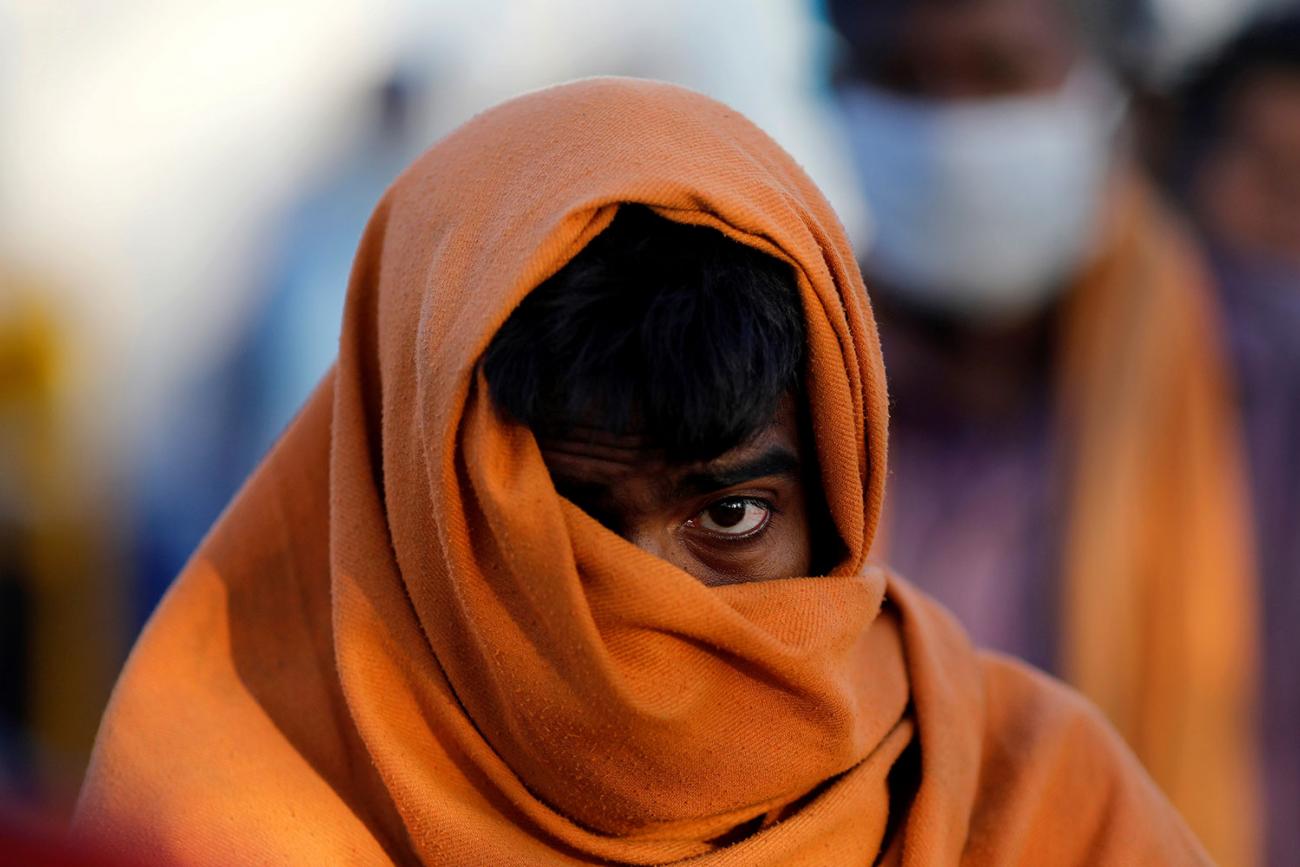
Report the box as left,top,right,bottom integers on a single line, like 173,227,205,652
623,522,692,573
623,522,671,560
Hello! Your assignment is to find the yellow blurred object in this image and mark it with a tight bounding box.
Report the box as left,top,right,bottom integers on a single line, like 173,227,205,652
0,278,125,813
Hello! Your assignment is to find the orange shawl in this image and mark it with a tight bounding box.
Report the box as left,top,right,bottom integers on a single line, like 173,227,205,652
1056,178,1260,866
77,79,1208,865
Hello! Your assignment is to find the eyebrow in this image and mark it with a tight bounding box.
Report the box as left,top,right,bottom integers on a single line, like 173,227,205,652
671,447,801,500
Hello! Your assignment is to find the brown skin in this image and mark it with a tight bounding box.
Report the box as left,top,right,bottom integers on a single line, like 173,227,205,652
833,0,1077,99
539,396,818,586
1194,69,1300,269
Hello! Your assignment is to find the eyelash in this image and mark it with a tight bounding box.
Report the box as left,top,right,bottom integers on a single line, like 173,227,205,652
685,496,780,543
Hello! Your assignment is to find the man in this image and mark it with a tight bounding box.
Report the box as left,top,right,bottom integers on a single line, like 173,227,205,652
77,79,1207,864
829,2,1259,862
1170,13,1300,865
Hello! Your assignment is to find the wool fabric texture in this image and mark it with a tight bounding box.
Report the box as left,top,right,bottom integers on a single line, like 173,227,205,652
78,79,1210,865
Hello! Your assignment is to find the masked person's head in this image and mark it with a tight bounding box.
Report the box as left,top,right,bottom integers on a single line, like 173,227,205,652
482,205,839,585
829,0,1127,323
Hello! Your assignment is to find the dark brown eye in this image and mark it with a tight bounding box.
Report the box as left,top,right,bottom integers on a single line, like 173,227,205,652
708,499,747,528
691,497,771,537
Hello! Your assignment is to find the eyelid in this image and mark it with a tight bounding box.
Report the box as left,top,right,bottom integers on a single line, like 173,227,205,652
683,495,777,541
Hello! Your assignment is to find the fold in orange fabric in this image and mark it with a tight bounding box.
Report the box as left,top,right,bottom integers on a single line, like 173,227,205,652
77,79,1210,864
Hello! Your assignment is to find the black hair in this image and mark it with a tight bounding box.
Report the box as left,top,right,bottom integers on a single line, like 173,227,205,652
482,205,805,462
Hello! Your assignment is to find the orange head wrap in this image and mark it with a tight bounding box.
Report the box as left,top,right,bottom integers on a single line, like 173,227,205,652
334,73,898,856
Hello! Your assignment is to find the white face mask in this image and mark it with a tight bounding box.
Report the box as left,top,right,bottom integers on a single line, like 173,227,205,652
837,67,1126,321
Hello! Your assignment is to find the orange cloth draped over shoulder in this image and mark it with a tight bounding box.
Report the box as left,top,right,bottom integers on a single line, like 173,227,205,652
76,79,1210,865
1055,178,1261,867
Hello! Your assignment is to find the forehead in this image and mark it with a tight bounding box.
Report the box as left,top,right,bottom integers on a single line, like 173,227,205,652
539,399,802,503
839,0,1078,93
909,0,1073,47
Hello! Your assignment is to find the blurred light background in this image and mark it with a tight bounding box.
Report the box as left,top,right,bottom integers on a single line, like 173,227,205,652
2,0,1298,865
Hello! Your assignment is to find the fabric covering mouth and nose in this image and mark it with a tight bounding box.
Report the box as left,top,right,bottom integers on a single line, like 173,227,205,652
77,78,1211,866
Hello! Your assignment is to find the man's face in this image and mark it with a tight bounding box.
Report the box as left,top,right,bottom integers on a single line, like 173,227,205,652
834,0,1078,100
539,395,818,586
1195,69,1300,268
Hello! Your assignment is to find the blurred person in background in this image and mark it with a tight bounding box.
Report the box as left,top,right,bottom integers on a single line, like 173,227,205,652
4,1,421,823
828,0,1260,863
0,284,126,816
1165,10,1300,865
